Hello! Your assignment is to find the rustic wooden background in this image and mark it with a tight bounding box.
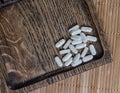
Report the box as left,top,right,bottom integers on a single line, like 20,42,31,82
0,0,120,93
31,0,120,93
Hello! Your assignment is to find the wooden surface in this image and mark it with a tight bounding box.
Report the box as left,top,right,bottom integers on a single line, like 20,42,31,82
32,0,119,93
0,0,21,9
31,0,120,93
0,0,112,92
0,0,118,92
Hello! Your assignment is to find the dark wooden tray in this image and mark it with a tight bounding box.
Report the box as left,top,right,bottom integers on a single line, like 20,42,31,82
0,0,112,92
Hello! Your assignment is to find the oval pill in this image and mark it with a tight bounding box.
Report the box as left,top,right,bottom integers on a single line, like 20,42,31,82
73,54,80,63
80,32,87,43
81,26,93,32
55,57,63,67
87,36,97,42
82,55,93,62
59,49,71,55
63,39,72,49
62,53,72,62
68,25,80,32
71,59,82,67
64,57,73,66
81,47,89,58
71,35,82,41
55,39,66,48
76,43,87,49
69,45,78,54
89,44,97,55
71,40,82,45
71,29,81,36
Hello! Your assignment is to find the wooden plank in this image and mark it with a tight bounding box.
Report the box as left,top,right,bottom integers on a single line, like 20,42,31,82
0,0,112,92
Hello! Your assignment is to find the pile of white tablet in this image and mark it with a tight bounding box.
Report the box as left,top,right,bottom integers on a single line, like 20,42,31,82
55,25,97,67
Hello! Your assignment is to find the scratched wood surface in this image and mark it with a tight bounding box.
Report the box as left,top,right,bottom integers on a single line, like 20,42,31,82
0,0,116,92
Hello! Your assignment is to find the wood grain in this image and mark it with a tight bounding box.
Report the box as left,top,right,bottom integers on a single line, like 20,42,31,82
0,0,115,92
0,0,21,9
30,0,120,93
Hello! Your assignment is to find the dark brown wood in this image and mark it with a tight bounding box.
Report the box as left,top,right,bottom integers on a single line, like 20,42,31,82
0,0,21,9
0,0,112,92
